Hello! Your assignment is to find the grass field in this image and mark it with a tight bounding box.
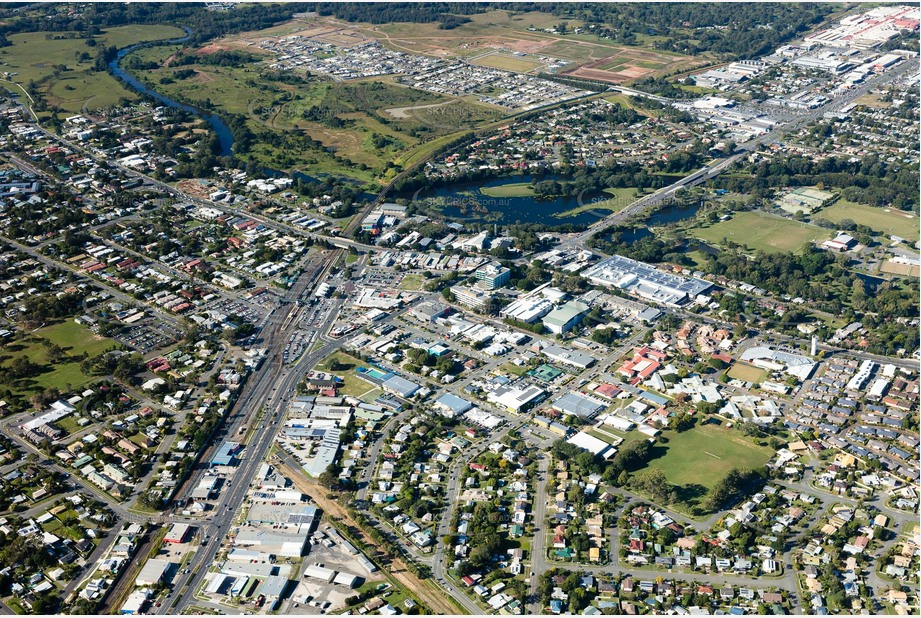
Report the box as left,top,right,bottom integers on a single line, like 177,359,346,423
364,8,696,78
0,25,185,113
319,352,379,398
480,182,535,198
56,416,82,435
125,52,494,182
690,211,831,254
683,250,711,269
815,200,919,242
727,362,769,384
398,273,426,290
648,423,773,491
604,427,650,448
0,319,114,399
555,187,637,218
603,93,655,117
596,57,629,70
499,363,529,377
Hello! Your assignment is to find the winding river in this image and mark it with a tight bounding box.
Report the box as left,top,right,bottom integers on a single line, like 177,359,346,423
108,27,236,157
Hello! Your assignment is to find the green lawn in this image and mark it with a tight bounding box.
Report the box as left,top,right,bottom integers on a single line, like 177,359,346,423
480,182,535,198
56,416,82,436
603,93,655,117
0,320,115,399
554,187,637,218
471,53,544,73
36,319,113,353
499,363,529,377
604,427,651,449
647,423,774,491
815,200,919,242
5,598,26,614
683,250,711,269
727,362,769,384
398,273,426,290
690,211,831,254
319,352,378,398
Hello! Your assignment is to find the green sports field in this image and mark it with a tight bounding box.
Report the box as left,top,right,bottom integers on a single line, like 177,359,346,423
648,423,773,491
815,200,919,242
690,211,831,253
0,319,115,399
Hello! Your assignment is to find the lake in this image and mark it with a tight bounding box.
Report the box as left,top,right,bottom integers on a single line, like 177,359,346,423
646,201,703,226
410,176,614,227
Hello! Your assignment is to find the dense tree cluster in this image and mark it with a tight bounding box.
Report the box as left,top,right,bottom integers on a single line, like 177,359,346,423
552,437,652,486
313,2,487,25
457,500,505,574
715,155,919,212
700,467,764,513
0,3,309,47
554,3,833,59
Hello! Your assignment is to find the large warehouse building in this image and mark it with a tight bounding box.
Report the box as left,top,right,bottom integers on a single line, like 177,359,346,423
583,255,712,307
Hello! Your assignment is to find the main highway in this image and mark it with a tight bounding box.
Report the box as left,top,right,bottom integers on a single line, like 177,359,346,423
163,251,345,614
561,56,917,252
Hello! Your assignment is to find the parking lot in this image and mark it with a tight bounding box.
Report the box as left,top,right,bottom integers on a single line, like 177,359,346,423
207,298,271,327
115,320,181,354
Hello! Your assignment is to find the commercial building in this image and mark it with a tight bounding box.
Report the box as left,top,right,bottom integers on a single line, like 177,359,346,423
434,393,474,416
301,427,341,478
135,559,174,587
542,300,590,334
333,571,362,588
583,255,712,307
488,384,546,414
803,5,919,50
567,431,615,458
381,375,421,398
475,263,511,289
303,565,336,583
500,296,554,323
21,399,76,432
542,344,596,369
451,285,493,311
533,415,571,436
120,589,151,615
411,301,449,322
235,528,310,557
192,475,220,500
551,392,606,419
211,441,242,467
164,523,192,544
791,56,852,73
259,575,293,602
739,347,818,381
361,212,384,233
